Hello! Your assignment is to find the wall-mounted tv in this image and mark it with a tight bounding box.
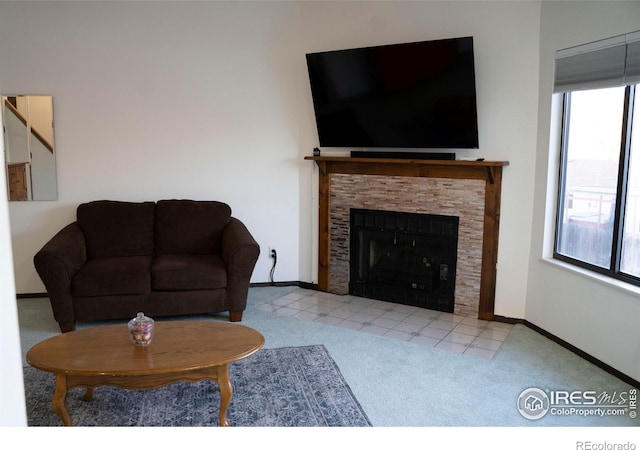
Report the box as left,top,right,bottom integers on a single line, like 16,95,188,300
305,37,479,150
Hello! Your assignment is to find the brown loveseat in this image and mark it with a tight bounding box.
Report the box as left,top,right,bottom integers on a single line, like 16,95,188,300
34,199,260,333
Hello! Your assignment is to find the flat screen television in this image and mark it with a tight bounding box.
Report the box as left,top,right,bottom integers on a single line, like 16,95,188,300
305,37,479,150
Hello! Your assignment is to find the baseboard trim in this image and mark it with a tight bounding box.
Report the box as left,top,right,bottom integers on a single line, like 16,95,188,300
494,315,639,389
491,314,522,325
250,281,319,290
17,292,48,299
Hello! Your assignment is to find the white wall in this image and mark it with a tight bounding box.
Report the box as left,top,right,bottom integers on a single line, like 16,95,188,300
1,2,542,326
1,1,303,292
0,91,28,425
528,1,640,382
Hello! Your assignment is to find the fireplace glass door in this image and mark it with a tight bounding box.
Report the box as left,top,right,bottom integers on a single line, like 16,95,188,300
349,209,458,312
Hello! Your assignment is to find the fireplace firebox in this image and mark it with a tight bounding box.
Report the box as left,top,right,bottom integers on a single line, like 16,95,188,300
349,209,459,313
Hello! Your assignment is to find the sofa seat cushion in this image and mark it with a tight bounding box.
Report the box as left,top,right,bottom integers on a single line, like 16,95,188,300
152,254,227,291
72,256,152,297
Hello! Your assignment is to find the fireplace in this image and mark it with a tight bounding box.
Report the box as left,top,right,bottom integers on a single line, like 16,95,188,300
305,156,508,320
349,209,458,313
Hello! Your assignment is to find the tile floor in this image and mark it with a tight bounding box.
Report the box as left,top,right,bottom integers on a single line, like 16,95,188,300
258,288,514,359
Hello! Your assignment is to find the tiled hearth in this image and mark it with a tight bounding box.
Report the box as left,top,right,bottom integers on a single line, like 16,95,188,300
259,288,514,359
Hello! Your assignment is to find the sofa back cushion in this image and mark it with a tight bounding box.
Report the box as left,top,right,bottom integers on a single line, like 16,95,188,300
77,200,156,259
155,200,231,255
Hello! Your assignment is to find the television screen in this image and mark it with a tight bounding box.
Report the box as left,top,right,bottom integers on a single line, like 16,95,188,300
306,37,479,149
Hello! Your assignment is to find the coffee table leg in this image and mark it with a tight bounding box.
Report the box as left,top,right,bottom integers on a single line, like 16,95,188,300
83,387,94,401
52,374,72,426
217,364,232,426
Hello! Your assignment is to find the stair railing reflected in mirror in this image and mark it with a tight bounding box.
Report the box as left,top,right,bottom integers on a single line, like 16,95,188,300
2,95,57,201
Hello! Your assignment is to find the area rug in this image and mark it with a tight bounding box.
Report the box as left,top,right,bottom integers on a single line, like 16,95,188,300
24,344,371,427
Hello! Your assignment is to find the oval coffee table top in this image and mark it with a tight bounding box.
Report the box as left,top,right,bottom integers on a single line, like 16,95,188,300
27,321,265,376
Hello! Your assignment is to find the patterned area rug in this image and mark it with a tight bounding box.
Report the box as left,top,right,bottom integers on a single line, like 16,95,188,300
24,345,371,426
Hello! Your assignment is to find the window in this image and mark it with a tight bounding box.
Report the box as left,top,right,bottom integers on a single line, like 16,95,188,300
554,31,640,285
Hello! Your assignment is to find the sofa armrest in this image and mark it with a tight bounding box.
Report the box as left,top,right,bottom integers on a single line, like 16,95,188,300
221,217,260,313
33,222,87,326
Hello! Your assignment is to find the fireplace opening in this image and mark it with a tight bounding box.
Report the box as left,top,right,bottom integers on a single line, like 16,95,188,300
349,209,459,313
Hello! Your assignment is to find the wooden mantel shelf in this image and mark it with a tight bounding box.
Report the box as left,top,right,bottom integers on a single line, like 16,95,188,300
304,156,508,184
305,155,509,321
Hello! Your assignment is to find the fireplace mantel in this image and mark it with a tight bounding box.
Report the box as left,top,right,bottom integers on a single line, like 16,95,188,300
305,156,509,320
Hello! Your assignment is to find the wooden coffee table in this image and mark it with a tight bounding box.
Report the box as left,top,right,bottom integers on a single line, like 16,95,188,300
26,320,265,426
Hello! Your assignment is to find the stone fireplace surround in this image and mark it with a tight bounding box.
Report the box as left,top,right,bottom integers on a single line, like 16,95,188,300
305,156,508,320
334,175,482,317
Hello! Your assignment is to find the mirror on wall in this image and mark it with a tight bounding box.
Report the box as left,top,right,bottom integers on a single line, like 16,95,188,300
2,95,57,201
